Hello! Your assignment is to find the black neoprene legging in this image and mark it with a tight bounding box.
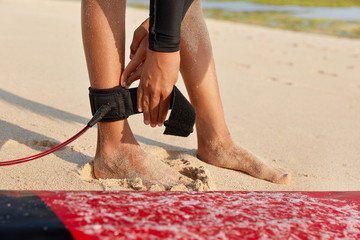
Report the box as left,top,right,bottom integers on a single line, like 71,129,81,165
149,0,194,52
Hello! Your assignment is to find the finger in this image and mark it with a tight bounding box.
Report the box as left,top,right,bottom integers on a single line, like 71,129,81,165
125,63,143,88
121,54,145,87
149,93,160,127
137,85,143,113
130,27,146,57
130,32,141,57
142,92,151,126
158,93,171,126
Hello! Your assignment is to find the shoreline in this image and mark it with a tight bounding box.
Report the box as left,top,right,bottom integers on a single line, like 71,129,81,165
202,9,360,39
127,1,360,39
203,0,360,8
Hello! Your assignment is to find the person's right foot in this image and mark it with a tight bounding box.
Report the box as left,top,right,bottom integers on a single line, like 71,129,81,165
93,120,191,189
94,142,191,189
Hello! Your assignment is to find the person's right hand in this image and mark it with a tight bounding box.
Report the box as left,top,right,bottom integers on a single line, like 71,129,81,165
137,50,180,127
121,18,180,128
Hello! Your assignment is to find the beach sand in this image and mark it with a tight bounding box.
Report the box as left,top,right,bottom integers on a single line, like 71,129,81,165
0,0,359,191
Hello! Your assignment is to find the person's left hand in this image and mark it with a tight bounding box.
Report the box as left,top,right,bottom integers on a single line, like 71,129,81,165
121,19,149,88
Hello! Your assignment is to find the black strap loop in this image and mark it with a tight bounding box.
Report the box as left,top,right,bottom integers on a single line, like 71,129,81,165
89,86,195,137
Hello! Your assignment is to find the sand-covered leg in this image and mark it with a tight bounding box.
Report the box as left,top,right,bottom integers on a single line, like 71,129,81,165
81,0,190,188
179,0,290,184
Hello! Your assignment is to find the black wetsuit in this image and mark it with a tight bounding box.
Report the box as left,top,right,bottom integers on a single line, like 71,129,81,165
149,0,194,52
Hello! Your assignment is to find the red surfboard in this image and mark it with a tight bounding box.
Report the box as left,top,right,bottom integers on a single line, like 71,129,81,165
1,191,359,239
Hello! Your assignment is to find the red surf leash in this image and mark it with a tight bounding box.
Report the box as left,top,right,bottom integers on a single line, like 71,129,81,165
0,104,111,167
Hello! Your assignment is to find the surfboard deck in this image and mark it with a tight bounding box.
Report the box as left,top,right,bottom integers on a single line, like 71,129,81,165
1,191,359,239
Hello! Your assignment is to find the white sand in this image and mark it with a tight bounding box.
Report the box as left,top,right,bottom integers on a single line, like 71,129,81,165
0,0,359,191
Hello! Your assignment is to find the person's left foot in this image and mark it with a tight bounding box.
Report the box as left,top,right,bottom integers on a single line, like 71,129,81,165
197,138,291,184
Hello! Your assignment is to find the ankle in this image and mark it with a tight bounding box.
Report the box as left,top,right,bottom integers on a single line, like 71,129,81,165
197,128,233,158
197,120,231,145
95,120,138,158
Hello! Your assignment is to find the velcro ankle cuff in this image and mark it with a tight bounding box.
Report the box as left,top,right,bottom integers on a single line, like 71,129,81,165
89,86,195,137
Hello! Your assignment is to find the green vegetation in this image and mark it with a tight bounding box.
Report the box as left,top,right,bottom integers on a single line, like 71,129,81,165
127,2,360,39
127,3,148,10
203,0,360,7
203,9,360,39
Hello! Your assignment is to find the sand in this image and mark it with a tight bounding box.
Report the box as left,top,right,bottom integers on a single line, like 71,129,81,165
0,0,359,191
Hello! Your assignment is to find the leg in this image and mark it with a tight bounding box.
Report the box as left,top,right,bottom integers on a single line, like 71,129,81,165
81,0,190,188
179,0,290,184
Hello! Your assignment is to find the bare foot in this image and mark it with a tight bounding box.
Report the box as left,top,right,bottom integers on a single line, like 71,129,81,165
92,121,191,190
94,143,191,189
197,139,291,184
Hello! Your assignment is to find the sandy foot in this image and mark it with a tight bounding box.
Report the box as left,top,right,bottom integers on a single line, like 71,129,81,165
198,140,291,184
79,156,216,191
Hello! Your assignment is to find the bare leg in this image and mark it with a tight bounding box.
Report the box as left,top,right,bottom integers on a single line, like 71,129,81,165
81,0,190,188
180,0,290,184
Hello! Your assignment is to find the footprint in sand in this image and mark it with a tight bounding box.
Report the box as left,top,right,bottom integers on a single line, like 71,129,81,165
263,76,295,87
347,65,360,72
295,172,318,178
277,61,294,66
0,139,60,158
235,63,252,69
265,76,279,82
317,70,338,77
21,139,94,153
0,139,60,149
79,157,216,191
26,140,59,148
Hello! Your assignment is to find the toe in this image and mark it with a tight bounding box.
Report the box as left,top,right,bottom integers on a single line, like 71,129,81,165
272,173,291,184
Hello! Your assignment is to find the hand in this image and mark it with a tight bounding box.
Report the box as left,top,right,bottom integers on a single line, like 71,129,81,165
121,18,180,127
121,19,149,88
137,50,180,127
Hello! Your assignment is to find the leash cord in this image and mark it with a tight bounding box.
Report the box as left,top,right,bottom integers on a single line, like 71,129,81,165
0,104,110,167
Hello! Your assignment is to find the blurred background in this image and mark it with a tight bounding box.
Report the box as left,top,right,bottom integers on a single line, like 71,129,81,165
127,0,360,39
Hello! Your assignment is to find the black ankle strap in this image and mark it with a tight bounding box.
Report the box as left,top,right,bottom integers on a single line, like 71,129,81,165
89,86,195,137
